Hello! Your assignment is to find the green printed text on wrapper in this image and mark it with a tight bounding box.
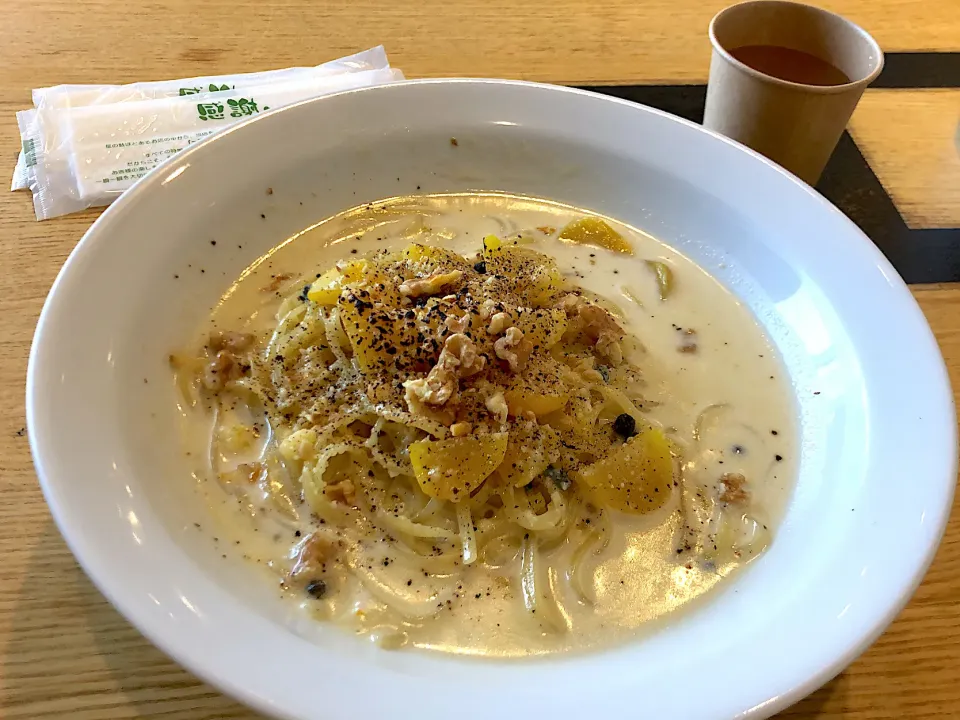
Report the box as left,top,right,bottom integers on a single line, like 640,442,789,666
197,98,268,121
180,83,234,96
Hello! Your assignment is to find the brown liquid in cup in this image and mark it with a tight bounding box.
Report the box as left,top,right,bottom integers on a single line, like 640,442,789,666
729,45,851,86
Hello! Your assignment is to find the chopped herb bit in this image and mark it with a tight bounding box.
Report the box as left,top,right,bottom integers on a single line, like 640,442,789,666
305,579,327,598
544,465,571,491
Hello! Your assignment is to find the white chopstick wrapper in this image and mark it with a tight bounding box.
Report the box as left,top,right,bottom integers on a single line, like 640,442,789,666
12,46,390,192
33,46,389,110
25,67,403,220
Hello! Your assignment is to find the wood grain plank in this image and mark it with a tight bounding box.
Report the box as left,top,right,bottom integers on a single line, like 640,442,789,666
1,0,958,91
850,90,960,229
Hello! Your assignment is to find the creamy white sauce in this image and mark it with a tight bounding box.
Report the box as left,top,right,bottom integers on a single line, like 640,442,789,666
175,193,796,657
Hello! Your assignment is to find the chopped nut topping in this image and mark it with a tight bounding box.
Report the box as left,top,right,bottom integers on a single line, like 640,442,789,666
445,313,471,334
202,350,246,390
402,333,485,413
485,391,509,424
596,331,624,365
404,374,456,410
494,327,533,372
441,333,486,378
259,273,293,293
450,422,473,437
289,533,336,579
237,462,264,483
678,329,698,354
487,311,511,335
208,330,255,353
719,473,748,504
479,298,498,320
325,477,357,505
559,293,625,365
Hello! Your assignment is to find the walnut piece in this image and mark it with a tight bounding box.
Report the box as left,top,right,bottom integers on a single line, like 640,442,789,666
441,333,486,378
259,273,293,293
494,327,533,372
678,329,698,354
559,294,625,365
487,311,511,335
202,350,247,391
485,391,509,424
208,330,255,353
324,476,357,506
444,313,471,335
450,422,473,437
596,331,624,365
404,374,456,411
719,472,749,504
399,270,464,298
479,298,498,320
289,533,336,579
237,462,264,483
402,333,486,414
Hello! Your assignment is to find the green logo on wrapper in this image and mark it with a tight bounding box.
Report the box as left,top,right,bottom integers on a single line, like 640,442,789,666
23,138,37,168
227,98,259,117
196,102,226,121
197,98,265,121
180,83,234,96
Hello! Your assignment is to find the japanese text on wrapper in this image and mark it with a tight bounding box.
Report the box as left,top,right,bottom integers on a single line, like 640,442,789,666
197,98,269,121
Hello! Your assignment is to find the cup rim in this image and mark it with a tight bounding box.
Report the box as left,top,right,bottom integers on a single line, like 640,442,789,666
708,0,885,94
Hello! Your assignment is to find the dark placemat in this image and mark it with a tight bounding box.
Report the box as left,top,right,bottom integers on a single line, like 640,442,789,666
577,52,960,284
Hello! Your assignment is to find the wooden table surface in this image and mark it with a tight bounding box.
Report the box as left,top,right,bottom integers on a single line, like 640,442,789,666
1,1,958,718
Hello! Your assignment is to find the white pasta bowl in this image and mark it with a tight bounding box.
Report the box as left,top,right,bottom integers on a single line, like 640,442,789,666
27,79,956,719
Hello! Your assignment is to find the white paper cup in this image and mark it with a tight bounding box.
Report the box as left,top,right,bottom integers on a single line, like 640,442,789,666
703,0,883,185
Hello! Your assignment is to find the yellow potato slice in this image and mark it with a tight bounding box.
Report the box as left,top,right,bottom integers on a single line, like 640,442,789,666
504,356,569,417
307,261,368,304
574,426,674,514
410,433,508,501
558,217,633,254
338,294,418,373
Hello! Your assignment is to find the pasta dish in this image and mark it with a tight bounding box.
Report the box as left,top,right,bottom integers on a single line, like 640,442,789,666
171,194,794,655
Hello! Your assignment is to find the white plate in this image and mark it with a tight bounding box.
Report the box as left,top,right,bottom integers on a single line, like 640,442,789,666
27,79,957,719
